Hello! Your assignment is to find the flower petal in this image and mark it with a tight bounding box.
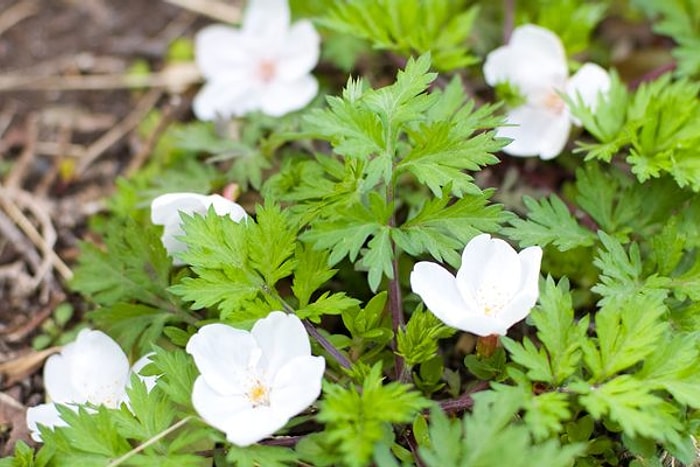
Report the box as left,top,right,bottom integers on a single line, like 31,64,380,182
453,313,510,336
187,324,257,395
192,377,289,446
410,262,474,330
225,405,290,446
43,353,80,404
259,75,318,117
150,193,208,226
242,0,290,38
191,377,261,443
53,330,130,406
195,25,249,78
497,246,542,326
483,24,567,96
497,105,571,159
275,20,321,80
208,194,247,221
193,77,260,121
26,403,68,442
566,63,611,115
252,312,311,378
456,235,521,304
270,355,325,418
518,246,544,294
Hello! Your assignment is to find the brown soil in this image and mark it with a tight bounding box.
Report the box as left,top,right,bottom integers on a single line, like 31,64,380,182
0,0,210,453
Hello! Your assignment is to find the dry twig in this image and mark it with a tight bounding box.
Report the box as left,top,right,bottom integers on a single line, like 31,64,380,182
74,88,163,176
0,185,72,282
162,0,241,23
0,0,38,37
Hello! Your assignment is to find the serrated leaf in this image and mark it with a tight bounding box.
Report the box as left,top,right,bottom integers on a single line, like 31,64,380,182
71,218,172,308
247,202,297,286
530,277,589,384
589,294,668,379
592,232,670,307
397,307,454,367
297,291,360,323
395,188,504,268
90,304,173,356
150,347,199,409
226,444,299,467
292,244,337,307
318,363,430,467
579,375,682,441
504,195,596,251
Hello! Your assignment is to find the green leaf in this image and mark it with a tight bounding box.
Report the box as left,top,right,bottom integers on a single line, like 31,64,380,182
342,292,393,342
321,1,480,71
397,307,454,367
624,76,700,190
636,334,700,408
150,346,199,409
584,294,668,379
317,363,430,467
635,0,700,77
501,337,553,383
247,202,297,286
114,377,175,442
44,405,131,461
530,277,589,385
226,444,299,467
71,218,172,308
302,201,381,266
176,207,248,270
170,266,262,315
504,195,596,251
296,291,361,323
578,375,682,441
592,232,670,307
419,389,583,467
395,188,505,268
292,244,338,307
359,227,394,292
569,70,629,152
514,385,572,441
90,304,173,356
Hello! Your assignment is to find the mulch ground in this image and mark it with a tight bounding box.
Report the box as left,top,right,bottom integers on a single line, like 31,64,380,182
0,0,214,453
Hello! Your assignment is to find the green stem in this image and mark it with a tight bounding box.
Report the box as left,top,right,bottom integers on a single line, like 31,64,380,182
387,172,406,379
107,416,193,466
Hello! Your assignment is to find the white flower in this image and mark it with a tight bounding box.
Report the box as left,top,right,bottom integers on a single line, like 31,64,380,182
26,330,154,442
483,24,611,160
186,311,325,446
410,234,543,336
193,0,321,120
150,192,247,264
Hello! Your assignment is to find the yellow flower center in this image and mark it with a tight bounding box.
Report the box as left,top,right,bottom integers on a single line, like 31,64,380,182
247,379,270,407
475,283,509,317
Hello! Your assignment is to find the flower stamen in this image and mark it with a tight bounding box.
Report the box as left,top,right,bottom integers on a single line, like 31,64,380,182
475,282,509,317
247,379,270,407
542,90,566,114
256,59,277,84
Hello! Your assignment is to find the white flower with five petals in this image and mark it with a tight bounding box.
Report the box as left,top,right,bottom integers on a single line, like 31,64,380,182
483,24,611,159
150,192,247,264
410,234,543,336
26,330,155,442
193,0,321,120
186,311,325,446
